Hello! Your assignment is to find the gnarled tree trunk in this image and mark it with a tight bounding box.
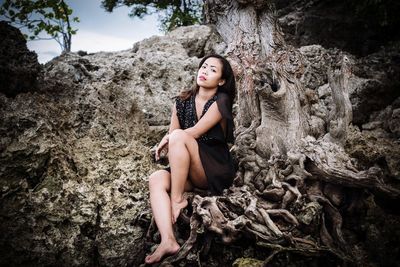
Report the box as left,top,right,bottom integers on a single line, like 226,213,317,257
151,1,400,266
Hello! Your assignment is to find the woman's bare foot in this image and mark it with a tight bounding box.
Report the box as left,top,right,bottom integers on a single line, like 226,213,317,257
145,238,180,264
171,198,188,224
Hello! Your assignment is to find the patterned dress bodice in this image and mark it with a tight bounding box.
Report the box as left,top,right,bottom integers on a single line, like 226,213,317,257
175,94,218,142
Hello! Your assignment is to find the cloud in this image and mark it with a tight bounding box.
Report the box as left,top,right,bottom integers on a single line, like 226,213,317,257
42,51,60,56
71,30,138,53
27,39,60,63
26,30,160,63
20,3,163,64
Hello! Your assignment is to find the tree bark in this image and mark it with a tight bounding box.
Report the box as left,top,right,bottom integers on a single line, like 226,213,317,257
153,0,400,265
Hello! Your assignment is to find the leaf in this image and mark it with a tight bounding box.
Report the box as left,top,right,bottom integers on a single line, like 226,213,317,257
38,21,46,29
17,13,27,21
46,12,54,19
102,0,202,32
1,0,81,52
2,2,10,10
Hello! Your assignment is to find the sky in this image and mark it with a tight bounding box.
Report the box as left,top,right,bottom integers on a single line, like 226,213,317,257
1,0,163,63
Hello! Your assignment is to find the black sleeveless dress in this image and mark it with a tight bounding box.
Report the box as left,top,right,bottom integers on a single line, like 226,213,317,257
173,92,236,195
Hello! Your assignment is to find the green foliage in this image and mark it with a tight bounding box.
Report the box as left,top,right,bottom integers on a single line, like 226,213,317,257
0,0,79,52
101,0,203,32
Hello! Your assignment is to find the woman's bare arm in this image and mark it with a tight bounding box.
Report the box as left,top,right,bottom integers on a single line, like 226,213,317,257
155,104,181,160
168,104,181,133
184,102,222,139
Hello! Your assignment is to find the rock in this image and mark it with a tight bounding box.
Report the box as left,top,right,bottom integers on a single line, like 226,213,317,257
275,0,400,56
389,107,400,136
362,121,384,131
350,45,400,125
0,21,41,97
345,125,400,179
1,4,400,266
45,26,226,128
167,25,227,57
298,42,400,182
299,45,341,91
0,24,225,266
0,73,153,265
232,257,264,267
299,43,400,127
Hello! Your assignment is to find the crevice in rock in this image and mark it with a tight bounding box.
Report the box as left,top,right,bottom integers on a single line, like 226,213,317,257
93,204,101,267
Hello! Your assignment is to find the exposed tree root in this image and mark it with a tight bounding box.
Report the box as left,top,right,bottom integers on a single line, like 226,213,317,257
160,214,202,266
147,144,399,265
302,137,400,198
143,1,400,265
257,240,352,265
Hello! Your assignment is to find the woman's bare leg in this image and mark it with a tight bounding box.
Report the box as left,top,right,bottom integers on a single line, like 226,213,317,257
145,170,192,264
145,170,178,264
168,129,208,223
145,129,207,264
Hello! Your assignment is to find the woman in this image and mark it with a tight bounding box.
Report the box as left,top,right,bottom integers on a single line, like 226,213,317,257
145,54,236,264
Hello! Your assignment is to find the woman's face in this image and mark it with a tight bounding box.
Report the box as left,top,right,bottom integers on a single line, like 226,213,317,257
197,57,225,89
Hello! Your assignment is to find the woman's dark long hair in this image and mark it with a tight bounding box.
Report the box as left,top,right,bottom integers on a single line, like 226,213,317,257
179,54,236,107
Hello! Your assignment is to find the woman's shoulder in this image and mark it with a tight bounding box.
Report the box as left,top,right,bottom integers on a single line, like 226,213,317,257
175,95,192,109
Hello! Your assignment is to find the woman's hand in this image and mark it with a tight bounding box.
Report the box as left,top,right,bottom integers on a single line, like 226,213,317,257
155,134,169,161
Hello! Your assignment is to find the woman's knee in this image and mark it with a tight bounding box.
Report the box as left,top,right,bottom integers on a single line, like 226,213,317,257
169,129,190,145
148,170,170,190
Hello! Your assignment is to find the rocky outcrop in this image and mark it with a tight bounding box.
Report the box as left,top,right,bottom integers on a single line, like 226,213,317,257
0,21,41,97
166,24,227,57
350,45,400,125
298,44,400,180
274,0,400,56
1,3,400,266
0,24,225,266
298,43,400,266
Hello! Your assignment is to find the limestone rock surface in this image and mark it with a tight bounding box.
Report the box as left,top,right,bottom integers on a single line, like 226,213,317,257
1,5,400,265
0,24,224,266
